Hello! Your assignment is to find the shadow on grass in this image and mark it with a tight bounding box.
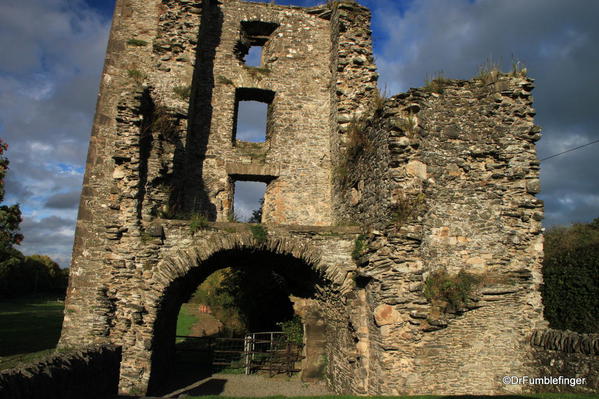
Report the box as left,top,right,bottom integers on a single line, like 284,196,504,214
0,296,64,358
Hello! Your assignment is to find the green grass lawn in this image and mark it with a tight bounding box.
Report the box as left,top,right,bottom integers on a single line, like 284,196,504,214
177,303,199,338
0,295,64,370
181,395,599,399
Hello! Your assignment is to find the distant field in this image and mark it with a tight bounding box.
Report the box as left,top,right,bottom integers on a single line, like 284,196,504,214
0,299,205,371
0,296,64,370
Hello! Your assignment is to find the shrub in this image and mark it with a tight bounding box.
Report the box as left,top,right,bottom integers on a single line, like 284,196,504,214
542,219,599,333
150,106,178,142
424,268,481,313
390,193,426,226
351,234,368,261
336,89,386,188
249,224,267,244
277,315,303,345
190,214,210,233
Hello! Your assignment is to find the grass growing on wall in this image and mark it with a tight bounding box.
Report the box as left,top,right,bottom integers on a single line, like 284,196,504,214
424,268,480,314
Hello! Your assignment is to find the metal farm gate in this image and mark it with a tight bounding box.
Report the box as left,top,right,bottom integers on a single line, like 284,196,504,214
176,332,303,377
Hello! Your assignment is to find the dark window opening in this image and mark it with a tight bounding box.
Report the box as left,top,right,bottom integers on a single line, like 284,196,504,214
233,180,266,222
233,88,275,143
235,21,279,66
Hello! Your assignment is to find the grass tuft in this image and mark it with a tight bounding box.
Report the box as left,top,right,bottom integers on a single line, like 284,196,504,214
127,38,148,47
249,224,268,244
173,85,191,101
424,71,451,94
190,213,210,233
127,69,145,84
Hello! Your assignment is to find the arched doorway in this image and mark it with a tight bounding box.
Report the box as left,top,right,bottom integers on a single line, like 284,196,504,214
116,233,339,396
148,247,326,395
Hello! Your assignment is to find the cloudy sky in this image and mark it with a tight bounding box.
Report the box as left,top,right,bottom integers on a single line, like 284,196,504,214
1,0,598,266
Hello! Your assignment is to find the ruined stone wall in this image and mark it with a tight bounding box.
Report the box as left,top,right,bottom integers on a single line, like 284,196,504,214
61,0,554,396
530,329,599,393
329,1,378,222
0,345,121,399
61,0,356,344
335,74,546,395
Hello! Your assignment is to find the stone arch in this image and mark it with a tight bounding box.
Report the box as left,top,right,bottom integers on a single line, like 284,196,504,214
118,231,336,395
156,232,326,288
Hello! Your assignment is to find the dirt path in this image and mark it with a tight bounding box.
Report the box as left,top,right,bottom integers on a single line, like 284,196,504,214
185,306,223,337
162,373,332,398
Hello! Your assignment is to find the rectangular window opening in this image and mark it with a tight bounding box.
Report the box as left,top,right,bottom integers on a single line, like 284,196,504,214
245,46,263,67
233,181,266,223
236,101,267,142
233,88,275,144
235,21,279,67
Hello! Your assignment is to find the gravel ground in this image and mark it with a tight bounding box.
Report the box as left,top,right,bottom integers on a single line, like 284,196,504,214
160,373,332,398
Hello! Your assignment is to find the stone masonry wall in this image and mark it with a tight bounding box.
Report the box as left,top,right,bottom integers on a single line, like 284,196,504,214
0,345,121,399
62,0,553,396
334,74,547,395
530,329,599,393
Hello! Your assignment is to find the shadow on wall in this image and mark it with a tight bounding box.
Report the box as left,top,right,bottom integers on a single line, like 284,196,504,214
172,0,224,219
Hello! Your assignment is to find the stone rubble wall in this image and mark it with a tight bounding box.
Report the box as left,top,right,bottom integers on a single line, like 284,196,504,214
329,1,378,221
530,329,599,393
0,346,121,399
334,74,547,395
60,0,554,396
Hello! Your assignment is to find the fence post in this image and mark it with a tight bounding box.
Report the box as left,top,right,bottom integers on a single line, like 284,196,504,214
244,334,251,375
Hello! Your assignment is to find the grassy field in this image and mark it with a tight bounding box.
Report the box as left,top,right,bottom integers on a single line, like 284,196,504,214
0,295,64,369
182,395,599,399
177,303,200,337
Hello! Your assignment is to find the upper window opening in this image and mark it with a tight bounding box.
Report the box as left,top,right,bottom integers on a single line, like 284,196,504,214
235,21,279,66
237,101,267,142
233,88,275,143
245,46,263,67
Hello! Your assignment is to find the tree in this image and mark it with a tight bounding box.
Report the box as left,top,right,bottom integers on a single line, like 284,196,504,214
0,139,23,249
247,199,263,223
542,219,599,333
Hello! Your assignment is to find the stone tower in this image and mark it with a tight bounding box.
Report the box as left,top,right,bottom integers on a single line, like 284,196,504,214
60,0,546,396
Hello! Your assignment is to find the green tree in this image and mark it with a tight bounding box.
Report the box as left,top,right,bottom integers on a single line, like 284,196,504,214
542,218,599,333
0,139,23,249
247,199,263,223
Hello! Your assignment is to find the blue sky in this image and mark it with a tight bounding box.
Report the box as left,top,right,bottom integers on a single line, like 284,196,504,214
1,0,598,266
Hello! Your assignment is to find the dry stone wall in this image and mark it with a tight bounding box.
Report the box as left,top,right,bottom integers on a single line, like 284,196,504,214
333,74,548,395
530,329,599,393
0,346,121,399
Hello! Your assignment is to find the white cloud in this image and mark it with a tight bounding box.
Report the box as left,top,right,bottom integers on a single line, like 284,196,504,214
2,0,599,267
372,0,599,226
0,0,110,266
